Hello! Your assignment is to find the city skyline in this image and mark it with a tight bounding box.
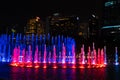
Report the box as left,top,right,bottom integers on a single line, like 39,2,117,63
0,0,103,26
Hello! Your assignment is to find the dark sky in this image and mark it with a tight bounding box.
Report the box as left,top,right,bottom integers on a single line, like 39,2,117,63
0,0,103,26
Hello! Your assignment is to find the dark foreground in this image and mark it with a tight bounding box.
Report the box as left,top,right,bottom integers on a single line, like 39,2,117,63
0,63,120,80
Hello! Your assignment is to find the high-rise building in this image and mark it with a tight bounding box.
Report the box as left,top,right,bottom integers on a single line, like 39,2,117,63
78,22,89,40
87,14,101,44
46,13,80,37
103,0,120,26
104,0,120,26
99,0,120,48
101,0,120,41
24,16,45,35
89,14,99,36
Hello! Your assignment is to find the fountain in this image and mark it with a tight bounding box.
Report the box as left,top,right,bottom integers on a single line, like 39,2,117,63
114,47,119,65
0,33,109,68
0,34,11,62
10,33,76,68
78,42,107,68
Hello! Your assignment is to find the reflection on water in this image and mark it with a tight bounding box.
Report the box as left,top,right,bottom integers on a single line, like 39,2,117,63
0,63,120,80
10,67,106,80
106,65,120,80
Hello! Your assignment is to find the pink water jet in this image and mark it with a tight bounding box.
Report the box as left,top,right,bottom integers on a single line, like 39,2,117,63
10,42,107,68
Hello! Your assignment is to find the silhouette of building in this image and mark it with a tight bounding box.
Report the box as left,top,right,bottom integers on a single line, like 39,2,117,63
78,22,89,40
46,13,80,38
24,16,45,35
99,0,120,48
102,0,120,42
88,14,100,43
104,0,120,26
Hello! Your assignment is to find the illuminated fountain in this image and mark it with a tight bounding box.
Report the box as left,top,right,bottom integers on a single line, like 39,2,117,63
114,47,119,65
78,43,107,68
0,33,108,68
0,34,11,62
10,37,107,68
10,33,76,68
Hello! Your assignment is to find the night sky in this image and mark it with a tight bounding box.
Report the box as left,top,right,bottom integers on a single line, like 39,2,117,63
0,0,103,27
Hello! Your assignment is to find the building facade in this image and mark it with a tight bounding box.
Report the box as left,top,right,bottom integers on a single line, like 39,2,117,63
24,16,45,35
101,0,120,47
102,0,120,39
46,13,80,38
104,0,120,26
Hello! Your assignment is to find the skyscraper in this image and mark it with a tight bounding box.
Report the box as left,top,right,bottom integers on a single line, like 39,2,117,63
102,0,120,36
101,0,120,46
104,0,120,26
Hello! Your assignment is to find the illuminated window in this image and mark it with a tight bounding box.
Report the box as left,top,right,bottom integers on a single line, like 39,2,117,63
31,23,34,26
56,24,59,26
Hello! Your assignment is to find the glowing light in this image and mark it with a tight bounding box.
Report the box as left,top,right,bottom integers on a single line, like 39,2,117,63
26,65,32,68
114,47,119,65
62,63,67,68
77,17,79,20
92,14,95,18
36,16,40,21
79,66,85,69
2,58,6,62
115,63,119,65
102,25,120,29
43,66,47,68
105,1,116,7
72,65,76,68
34,66,40,68
53,66,57,69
